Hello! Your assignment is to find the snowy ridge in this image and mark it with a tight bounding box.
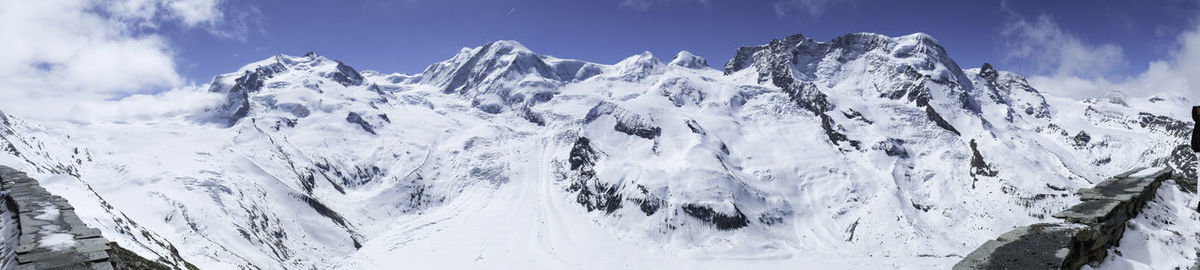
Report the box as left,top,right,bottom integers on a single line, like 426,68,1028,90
0,32,1193,269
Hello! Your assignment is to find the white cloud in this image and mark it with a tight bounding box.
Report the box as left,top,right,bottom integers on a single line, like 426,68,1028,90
1000,14,1127,78
0,0,231,123
618,0,850,18
37,85,225,124
773,0,851,18
1003,13,1200,103
168,0,223,27
619,0,712,12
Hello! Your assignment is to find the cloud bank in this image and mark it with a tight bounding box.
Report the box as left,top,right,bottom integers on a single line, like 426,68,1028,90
0,0,234,123
618,0,851,18
1000,11,1200,102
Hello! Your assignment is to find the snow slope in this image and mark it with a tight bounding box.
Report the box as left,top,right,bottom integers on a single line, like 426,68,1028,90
1087,180,1200,270
0,32,1194,269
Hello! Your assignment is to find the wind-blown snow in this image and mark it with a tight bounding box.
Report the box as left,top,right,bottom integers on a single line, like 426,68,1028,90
34,203,77,252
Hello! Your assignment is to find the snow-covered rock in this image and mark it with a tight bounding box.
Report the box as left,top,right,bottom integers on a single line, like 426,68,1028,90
668,51,709,69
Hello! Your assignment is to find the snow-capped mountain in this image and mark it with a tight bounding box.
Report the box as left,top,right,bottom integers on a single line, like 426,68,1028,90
0,32,1194,269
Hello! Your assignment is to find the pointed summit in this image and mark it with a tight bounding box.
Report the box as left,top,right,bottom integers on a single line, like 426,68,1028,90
418,40,559,96
416,40,607,113
612,51,664,81
669,51,709,69
979,62,999,84
488,40,531,52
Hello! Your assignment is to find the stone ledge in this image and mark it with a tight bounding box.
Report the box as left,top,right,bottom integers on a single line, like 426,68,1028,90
954,223,1084,270
0,166,116,269
955,167,1175,270
0,166,175,270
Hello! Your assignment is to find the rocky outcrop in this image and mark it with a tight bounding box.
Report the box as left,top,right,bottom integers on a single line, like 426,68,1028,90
0,166,172,270
208,62,287,126
583,102,661,140
954,167,1175,270
345,112,377,135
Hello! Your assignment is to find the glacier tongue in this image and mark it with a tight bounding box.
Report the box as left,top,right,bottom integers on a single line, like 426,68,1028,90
0,31,1194,269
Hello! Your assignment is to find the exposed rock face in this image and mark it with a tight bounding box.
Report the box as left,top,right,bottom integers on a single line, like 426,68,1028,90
565,137,621,213
209,62,288,126
1165,145,1196,192
328,62,365,87
926,106,960,136
969,140,997,177
1191,106,1199,152
206,53,374,126
345,112,376,135
978,63,999,84
681,203,749,230
973,63,1052,119
416,40,599,112
583,102,661,140
723,32,985,151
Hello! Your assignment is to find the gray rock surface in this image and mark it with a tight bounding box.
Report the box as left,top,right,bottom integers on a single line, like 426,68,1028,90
954,167,1175,270
0,166,170,270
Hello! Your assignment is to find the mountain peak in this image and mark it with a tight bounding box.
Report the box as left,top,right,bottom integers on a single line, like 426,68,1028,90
669,51,709,69
488,40,530,52
612,51,665,81
979,62,999,84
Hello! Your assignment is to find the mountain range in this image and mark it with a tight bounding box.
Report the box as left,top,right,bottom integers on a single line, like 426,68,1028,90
0,32,1196,269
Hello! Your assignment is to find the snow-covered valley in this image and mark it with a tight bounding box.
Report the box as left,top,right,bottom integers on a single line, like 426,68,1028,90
0,32,1195,269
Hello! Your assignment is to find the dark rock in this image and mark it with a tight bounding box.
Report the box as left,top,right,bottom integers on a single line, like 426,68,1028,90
209,62,287,126
1071,131,1091,147
532,92,555,103
628,185,664,216
565,137,623,214
969,140,998,177
426,41,560,95
925,106,960,136
873,138,909,158
819,113,860,150
345,112,376,135
953,223,1081,270
779,80,832,114
1136,112,1190,138
681,203,749,230
328,61,364,86
583,102,661,140
294,194,362,248
1192,106,1199,152
1166,145,1196,192
979,63,999,85
568,137,597,171
0,166,192,270
957,167,1174,270
842,109,873,124
684,119,705,135
107,243,175,270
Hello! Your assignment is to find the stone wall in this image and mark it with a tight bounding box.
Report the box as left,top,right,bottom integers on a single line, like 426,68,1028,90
954,167,1177,270
0,166,165,270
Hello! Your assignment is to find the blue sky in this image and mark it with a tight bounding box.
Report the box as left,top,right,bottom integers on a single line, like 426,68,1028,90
2,0,1199,121
170,0,1198,82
